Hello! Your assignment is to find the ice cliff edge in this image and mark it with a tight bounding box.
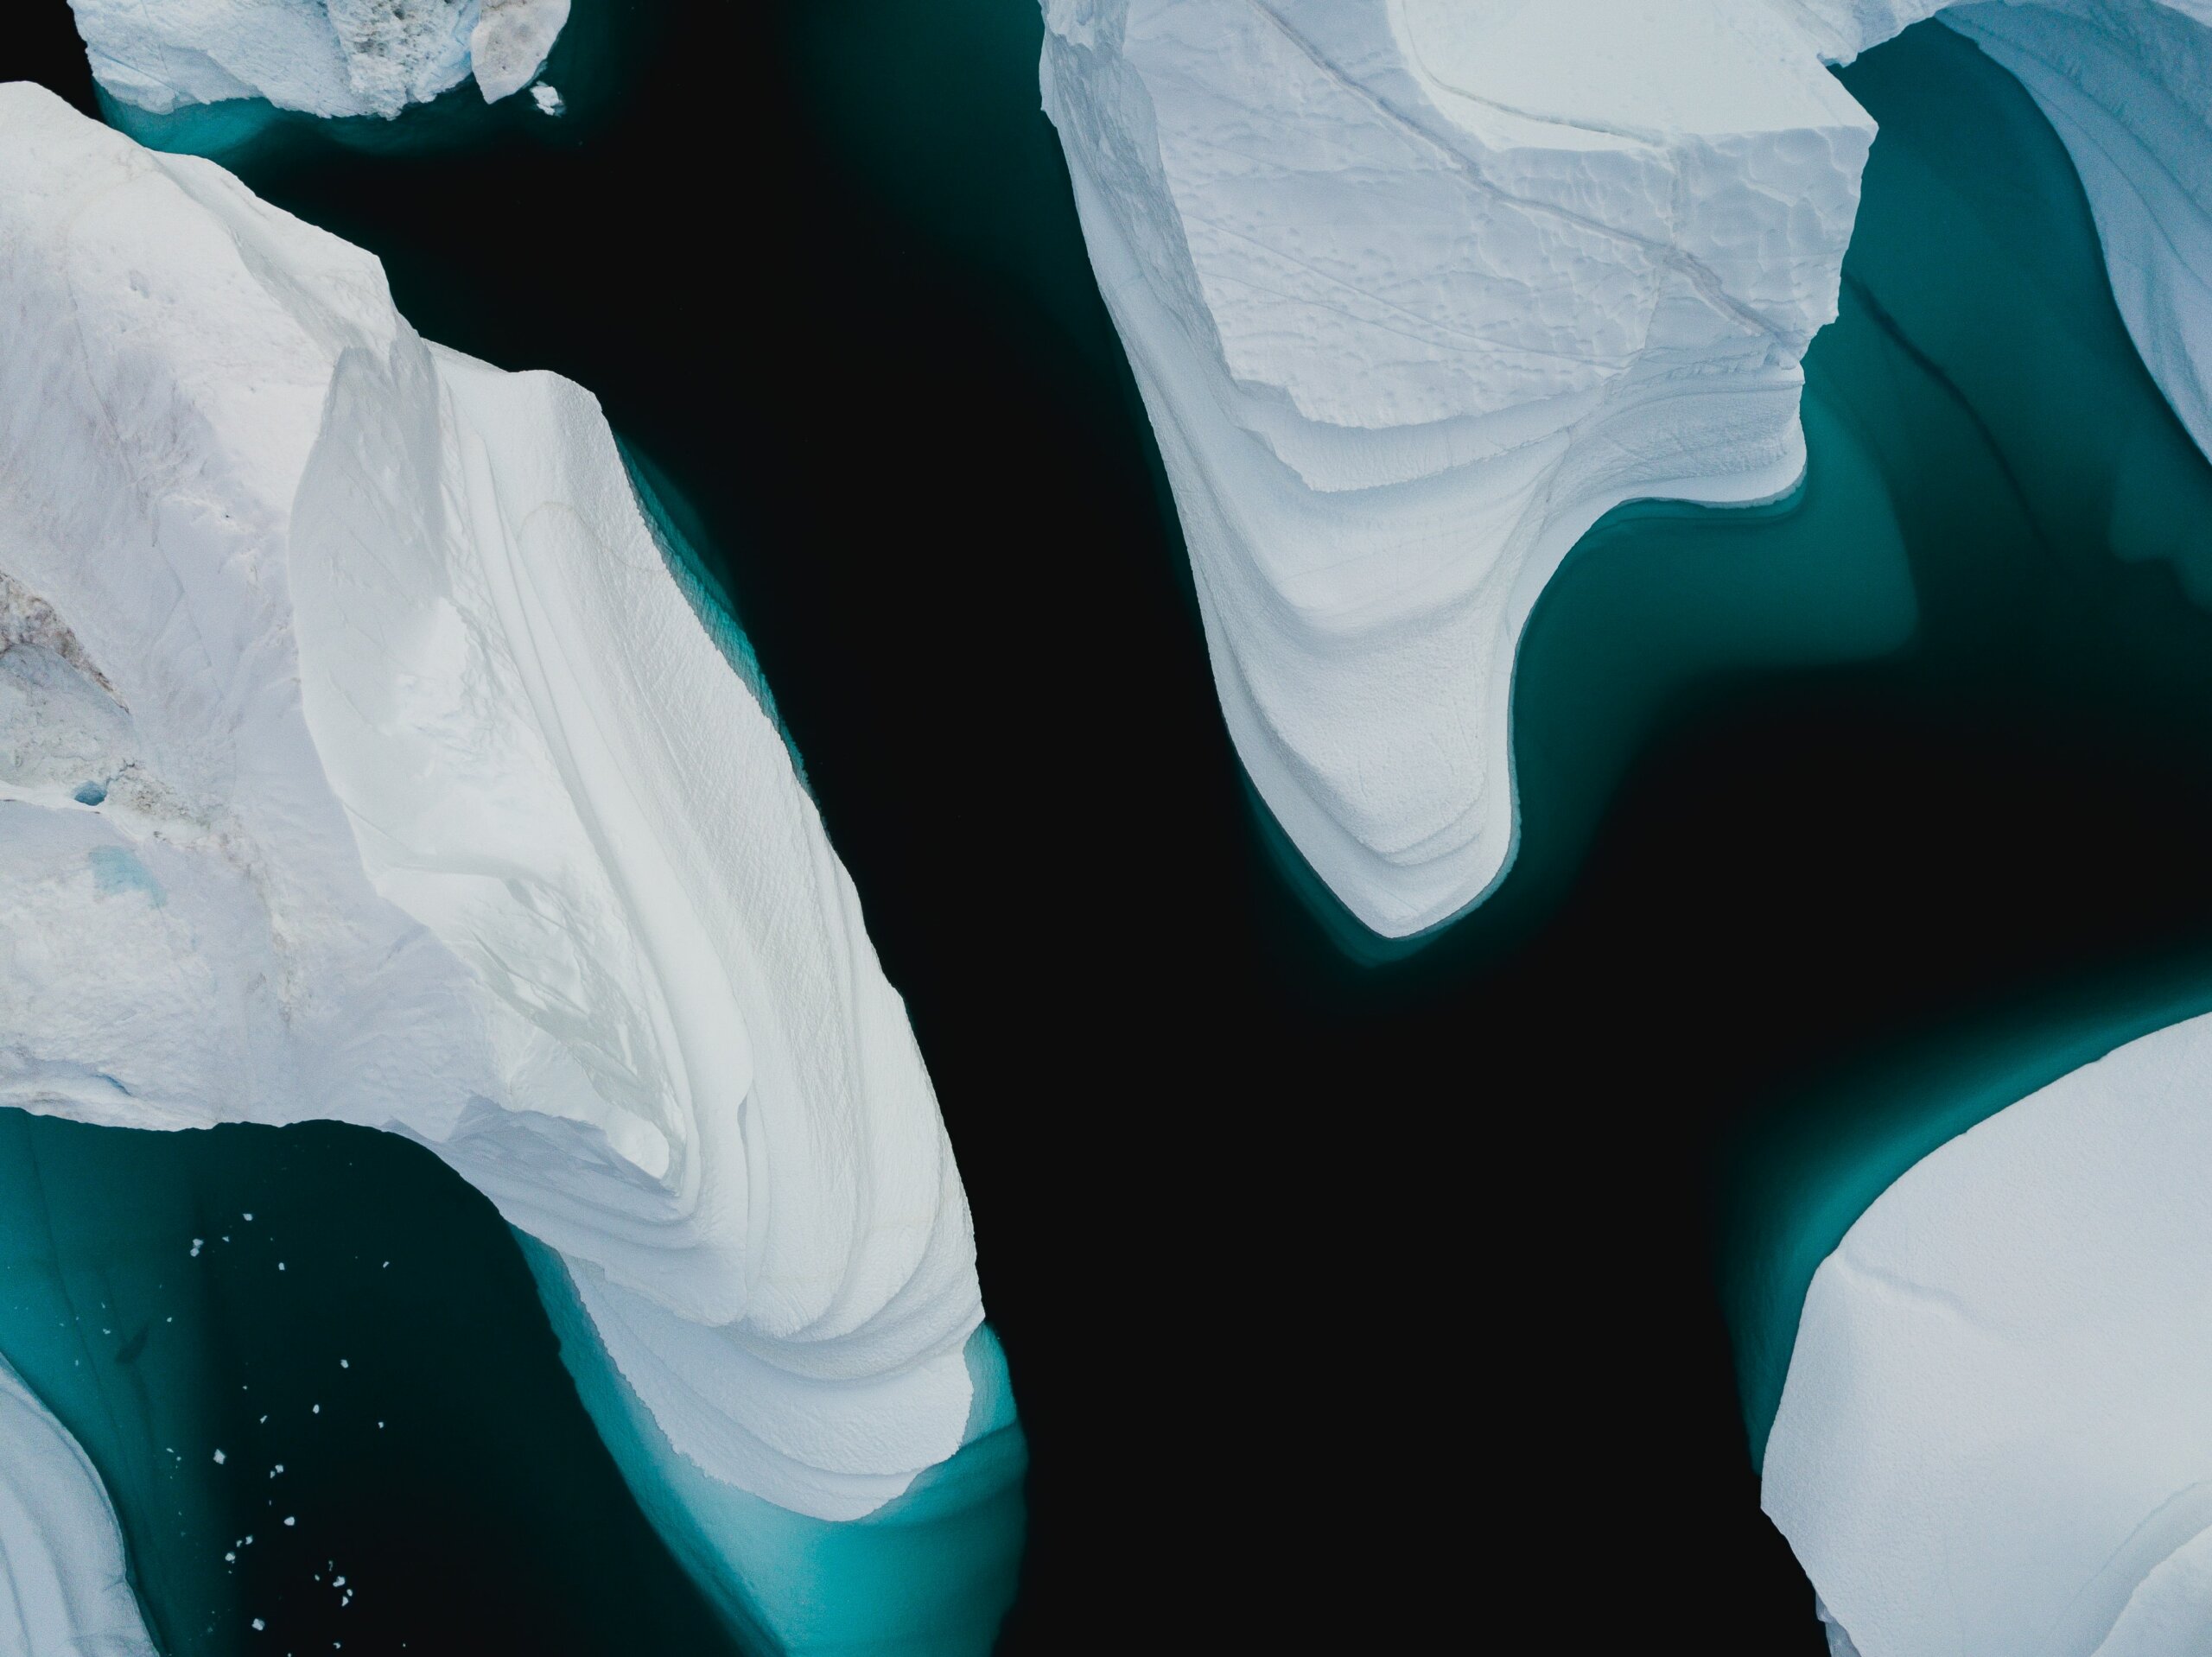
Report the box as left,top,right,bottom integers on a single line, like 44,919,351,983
1764,1012,2212,1657
67,0,571,117
0,82,981,1522
1040,0,2212,937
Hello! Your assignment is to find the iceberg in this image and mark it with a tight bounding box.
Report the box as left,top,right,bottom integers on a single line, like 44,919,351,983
67,0,571,117
0,1354,156,1657
1039,0,2212,937
0,73,986,1540
1763,1011,2212,1657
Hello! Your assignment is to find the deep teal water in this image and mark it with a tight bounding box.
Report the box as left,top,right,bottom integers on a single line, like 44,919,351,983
93,0,650,163
1709,26,2212,1461
0,1113,741,1655
16,4,2212,1651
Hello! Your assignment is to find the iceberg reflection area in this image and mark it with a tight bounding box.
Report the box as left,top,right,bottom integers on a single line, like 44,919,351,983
524,1239,1027,1657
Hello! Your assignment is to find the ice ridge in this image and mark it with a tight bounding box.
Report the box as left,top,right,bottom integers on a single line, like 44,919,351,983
0,82,982,1524
67,0,571,117
1039,0,2212,937
0,1355,156,1657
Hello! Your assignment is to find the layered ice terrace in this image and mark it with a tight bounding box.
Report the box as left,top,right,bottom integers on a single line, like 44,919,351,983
0,79,982,1542
1040,0,2212,936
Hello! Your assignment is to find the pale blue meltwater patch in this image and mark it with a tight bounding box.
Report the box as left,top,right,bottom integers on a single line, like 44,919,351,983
518,1237,1027,1657
1719,22,2212,1464
88,844,164,906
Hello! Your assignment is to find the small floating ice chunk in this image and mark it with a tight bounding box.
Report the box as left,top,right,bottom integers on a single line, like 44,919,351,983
251,1619,263,1632
530,82,564,117
212,1449,225,1464
282,1516,294,1527
190,1240,202,1258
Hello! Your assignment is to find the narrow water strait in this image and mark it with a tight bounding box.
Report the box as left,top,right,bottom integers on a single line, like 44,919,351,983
10,7,2212,1652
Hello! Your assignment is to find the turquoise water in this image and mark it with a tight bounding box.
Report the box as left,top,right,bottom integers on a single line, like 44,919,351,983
94,0,649,163
1710,25,2212,1461
524,1241,1027,1657
22,3,2212,1647
0,1113,740,1655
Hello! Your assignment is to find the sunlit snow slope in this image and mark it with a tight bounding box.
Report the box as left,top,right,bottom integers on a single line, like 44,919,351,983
1764,1013,2212,1657
0,81,981,1525
1040,0,2212,936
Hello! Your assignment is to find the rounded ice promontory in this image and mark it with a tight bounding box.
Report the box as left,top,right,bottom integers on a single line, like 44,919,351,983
1039,0,2212,938
0,79,982,1524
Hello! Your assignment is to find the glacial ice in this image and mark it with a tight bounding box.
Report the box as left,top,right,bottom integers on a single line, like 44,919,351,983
0,80,983,1525
1764,1011,2212,1657
0,1354,156,1657
67,0,571,117
1039,0,2212,937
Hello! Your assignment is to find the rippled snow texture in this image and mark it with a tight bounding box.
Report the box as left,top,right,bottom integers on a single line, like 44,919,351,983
1039,0,2212,936
0,81,980,1522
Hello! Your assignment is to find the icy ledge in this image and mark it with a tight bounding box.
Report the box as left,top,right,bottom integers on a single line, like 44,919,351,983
1764,1011,2212,1657
0,1355,156,1657
1040,0,2212,937
67,0,571,117
0,82,981,1523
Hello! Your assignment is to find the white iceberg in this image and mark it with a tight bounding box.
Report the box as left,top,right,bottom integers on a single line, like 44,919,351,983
1764,1010,2212,1657
0,80,981,1523
67,0,571,117
0,1355,156,1657
1039,0,2212,936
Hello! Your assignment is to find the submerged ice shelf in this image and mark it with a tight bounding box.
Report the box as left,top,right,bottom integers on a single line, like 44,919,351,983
1040,0,2212,938
0,75,1008,1647
67,0,571,117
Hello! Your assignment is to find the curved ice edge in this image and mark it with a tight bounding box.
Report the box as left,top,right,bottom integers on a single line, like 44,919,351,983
0,1353,156,1657
520,1236,1026,1656
1762,1007,2212,1657
1040,2,2212,947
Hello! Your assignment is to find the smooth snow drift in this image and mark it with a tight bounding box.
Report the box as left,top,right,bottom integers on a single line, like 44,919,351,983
1039,0,2212,937
1764,1011,2212,1657
0,1355,156,1657
67,0,572,117
0,82,981,1522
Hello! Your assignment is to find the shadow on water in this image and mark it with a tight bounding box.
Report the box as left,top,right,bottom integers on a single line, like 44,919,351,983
15,3,2212,1652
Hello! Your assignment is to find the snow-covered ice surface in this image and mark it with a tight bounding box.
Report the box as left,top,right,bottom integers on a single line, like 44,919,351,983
1039,0,2212,938
1764,1012,2212,1657
67,0,571,117
0,81,982,1525
0,1354,156,1657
